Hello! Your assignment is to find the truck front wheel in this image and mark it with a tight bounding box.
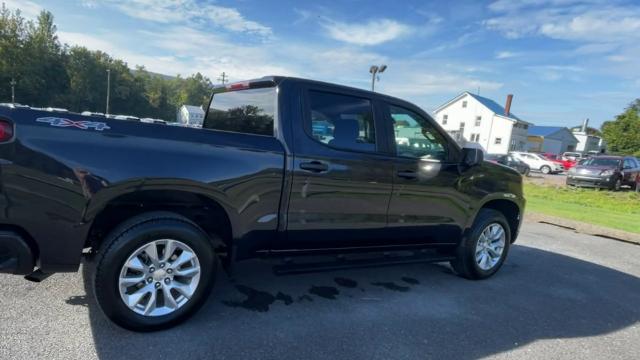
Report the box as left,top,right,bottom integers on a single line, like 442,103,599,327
450,209,511,280
93,212,216,331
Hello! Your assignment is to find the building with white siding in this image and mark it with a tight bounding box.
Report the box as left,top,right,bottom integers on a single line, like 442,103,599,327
433,92,531,155
177,105,205,127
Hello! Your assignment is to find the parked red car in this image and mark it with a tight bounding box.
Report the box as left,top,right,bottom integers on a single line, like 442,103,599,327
541,153,576,170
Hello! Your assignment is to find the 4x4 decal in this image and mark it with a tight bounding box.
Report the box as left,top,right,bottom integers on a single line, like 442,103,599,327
36,117,111,131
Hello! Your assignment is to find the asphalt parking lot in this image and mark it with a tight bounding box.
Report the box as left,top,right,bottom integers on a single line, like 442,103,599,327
1,221,639,360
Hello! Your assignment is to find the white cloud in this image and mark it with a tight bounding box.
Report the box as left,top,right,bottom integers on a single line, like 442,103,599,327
538,8,640,42
322,18,412,46
2,0,42,18
525,64,584,81
495,51,521,59
58,22,501,116
485,0,640,43
99,0,272,38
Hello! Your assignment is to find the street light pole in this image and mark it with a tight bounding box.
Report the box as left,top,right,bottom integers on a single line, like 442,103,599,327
10,78,16,104
105,69,111,115
369,64,387,92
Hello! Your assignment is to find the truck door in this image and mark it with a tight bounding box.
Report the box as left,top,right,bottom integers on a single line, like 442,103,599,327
282,87,394,250
382,102,470,244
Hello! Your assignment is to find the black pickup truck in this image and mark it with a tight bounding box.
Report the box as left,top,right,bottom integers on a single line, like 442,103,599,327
0,76,524,330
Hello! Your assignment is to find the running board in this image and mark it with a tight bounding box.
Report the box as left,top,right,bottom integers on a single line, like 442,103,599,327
273,252,455,275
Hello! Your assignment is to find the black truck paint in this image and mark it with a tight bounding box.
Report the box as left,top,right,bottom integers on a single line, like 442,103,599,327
0,76,525,277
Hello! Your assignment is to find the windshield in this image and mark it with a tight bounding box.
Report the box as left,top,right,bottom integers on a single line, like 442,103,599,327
581,158,621,167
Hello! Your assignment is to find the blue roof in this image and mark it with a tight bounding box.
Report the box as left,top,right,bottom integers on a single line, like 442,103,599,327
528,126,566,137
466,93,521,121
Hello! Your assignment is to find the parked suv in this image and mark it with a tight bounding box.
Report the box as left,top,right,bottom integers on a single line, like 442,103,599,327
486,154,530,176
0,76,525,331
567,156,640,190
510,151,563,174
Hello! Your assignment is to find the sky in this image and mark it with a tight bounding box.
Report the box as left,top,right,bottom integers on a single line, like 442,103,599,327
5,0,640,128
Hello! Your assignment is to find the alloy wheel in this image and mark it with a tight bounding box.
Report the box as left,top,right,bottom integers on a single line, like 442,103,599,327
475,223,506,271
118,239,201,317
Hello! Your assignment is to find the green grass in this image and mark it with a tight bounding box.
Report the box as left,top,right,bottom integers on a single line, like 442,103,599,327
524,183,640,234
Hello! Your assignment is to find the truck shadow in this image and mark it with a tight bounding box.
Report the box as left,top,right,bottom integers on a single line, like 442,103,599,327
80,245,640,359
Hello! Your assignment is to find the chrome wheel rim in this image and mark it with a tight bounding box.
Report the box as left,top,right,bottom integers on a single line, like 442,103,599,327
118,239,201,317
475,223,506,271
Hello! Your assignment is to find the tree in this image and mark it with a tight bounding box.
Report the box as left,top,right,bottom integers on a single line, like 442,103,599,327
0,5,214,121
0,5,28,102
601,100,640,157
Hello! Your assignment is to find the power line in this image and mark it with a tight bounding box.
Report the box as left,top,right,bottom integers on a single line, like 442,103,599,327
217,72,228,85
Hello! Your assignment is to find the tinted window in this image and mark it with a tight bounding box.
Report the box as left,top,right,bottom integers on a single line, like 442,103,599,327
389,105,448,161
308,91,376,152
583,158,622,167
623,158,637,169
204,87,276,136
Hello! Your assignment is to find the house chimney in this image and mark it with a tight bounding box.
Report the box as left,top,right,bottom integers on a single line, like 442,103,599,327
504,94,513,116
581,118,589,133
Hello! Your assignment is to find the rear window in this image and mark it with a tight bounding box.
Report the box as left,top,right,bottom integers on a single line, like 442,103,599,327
204,87,276,136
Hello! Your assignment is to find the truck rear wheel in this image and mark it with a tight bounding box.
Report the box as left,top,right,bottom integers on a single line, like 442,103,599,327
93,212,216,331
450,209,511,280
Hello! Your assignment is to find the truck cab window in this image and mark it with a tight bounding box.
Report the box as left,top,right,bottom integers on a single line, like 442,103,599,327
204,87,276,136
389,105,448,161
308,91,376,152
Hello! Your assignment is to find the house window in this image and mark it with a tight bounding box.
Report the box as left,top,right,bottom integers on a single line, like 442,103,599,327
459,122,465,131
510,139,516,150
475,116,481,126
470,133,480,142
442,114,448,125
462,101,467,108
495,137,502,145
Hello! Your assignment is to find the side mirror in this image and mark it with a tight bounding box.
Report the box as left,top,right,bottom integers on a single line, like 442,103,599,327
462,147,484,167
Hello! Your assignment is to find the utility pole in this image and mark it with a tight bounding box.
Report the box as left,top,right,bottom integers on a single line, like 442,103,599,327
369,64,387,91
105,69,111,115
217,72,228,85
10,78,16,104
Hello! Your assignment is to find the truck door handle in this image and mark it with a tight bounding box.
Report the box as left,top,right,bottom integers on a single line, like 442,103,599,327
397,170,418,179
299,161,329,173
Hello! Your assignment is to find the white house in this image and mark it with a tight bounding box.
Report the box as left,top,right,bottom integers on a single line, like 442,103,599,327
433,92,531,155
177,105,205,127
526,126,578,155
571,119,607,154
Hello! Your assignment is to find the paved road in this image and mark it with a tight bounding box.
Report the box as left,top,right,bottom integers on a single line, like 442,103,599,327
1,222,639,360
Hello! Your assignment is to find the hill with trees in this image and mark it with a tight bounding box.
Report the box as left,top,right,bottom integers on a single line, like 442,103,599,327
0,6,212,121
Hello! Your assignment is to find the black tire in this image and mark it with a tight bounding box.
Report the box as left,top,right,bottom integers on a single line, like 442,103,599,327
450,209,511,280
610,177,622,191
93,211,217,331
540,165,551,174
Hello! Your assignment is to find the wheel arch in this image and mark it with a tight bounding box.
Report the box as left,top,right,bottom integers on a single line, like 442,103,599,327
474,198,522,243
85,189,234,256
